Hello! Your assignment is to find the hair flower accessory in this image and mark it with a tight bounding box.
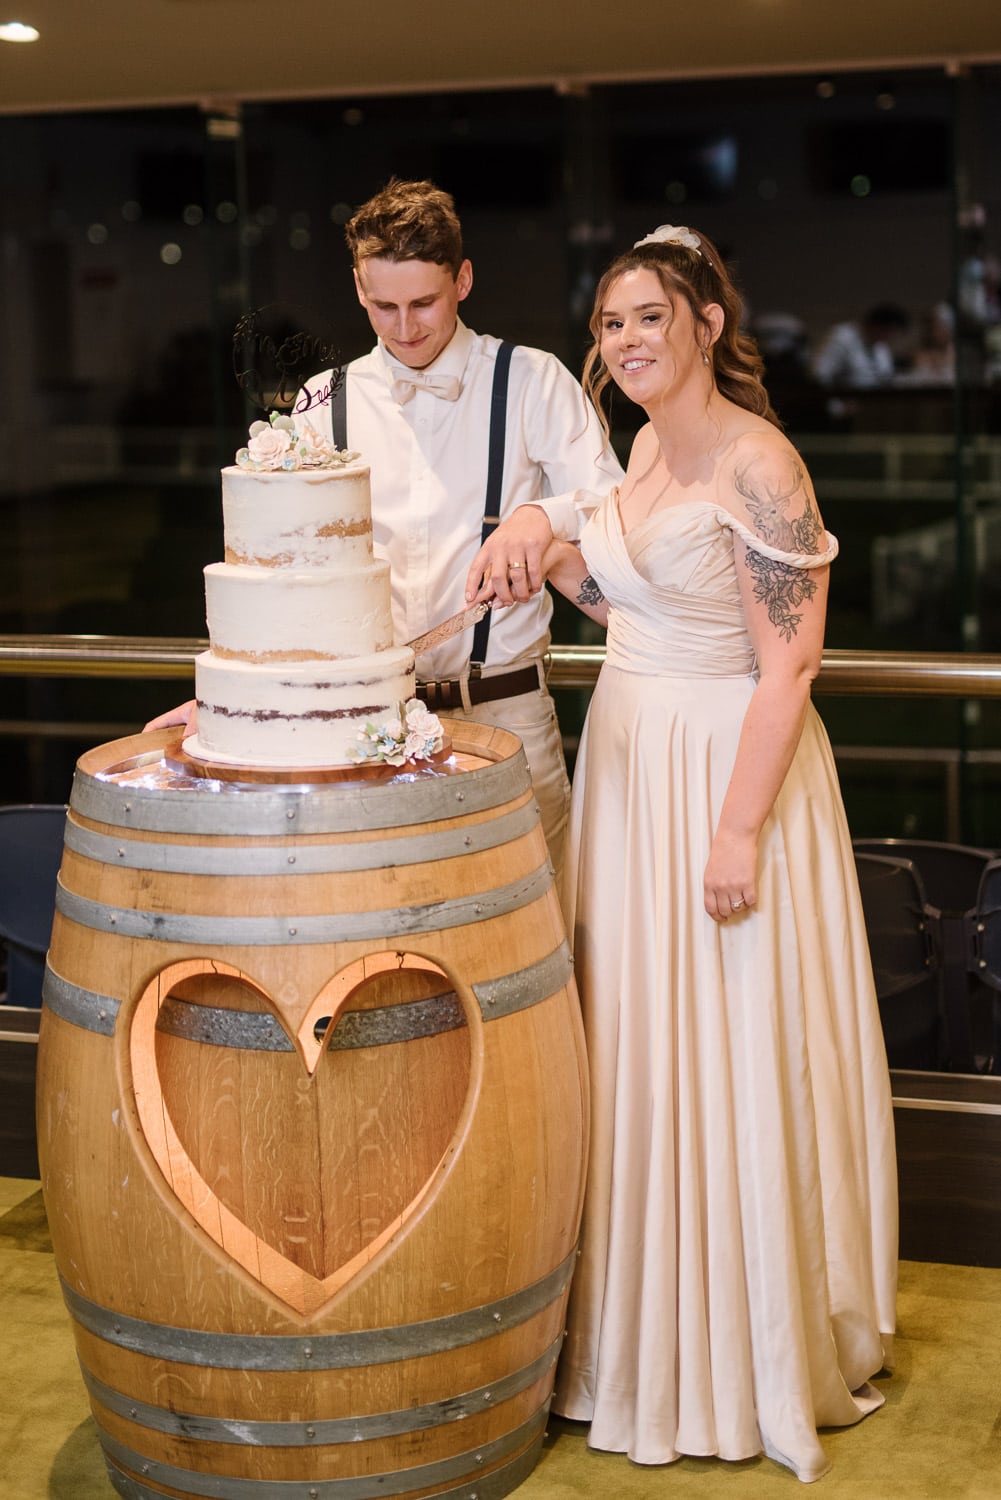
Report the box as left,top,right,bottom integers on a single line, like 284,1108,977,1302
634,225,702,252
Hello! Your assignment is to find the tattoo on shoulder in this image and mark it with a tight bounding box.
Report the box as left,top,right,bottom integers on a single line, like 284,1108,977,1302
577,574,605,607
734,453,823,555
744,553,817,642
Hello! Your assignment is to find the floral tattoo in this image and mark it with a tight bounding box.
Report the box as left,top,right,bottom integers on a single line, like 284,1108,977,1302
577,574,605,607
743,553,817,642
734,453,822,640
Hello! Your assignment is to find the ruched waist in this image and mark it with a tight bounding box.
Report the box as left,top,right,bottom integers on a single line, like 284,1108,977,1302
605,606,757,678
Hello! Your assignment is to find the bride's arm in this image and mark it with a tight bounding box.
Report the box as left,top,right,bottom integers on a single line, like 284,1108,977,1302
541,539,609,627
703,436,829,922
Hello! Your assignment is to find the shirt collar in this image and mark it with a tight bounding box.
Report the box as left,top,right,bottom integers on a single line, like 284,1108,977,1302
378,318,475,393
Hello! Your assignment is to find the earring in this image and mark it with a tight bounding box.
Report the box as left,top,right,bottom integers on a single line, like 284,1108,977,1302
701,348,711,366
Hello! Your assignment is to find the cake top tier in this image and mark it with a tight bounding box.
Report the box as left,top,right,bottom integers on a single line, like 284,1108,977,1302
235,412,360,474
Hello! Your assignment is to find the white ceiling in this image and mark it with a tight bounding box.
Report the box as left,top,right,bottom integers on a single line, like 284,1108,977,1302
1,0,1000,116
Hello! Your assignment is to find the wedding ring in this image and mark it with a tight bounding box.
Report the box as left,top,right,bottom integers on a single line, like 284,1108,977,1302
508,562,525,570
732,898,745,910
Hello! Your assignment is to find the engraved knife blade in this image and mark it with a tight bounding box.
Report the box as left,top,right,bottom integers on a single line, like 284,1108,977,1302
406,601,491,656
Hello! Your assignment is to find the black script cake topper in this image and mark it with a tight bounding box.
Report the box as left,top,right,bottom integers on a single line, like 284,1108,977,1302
233,304,344,414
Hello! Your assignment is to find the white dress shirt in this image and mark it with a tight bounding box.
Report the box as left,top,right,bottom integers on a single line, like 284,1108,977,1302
296,320,622,680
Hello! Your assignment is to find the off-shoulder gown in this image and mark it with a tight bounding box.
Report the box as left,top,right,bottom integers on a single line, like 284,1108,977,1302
554,496,897,1483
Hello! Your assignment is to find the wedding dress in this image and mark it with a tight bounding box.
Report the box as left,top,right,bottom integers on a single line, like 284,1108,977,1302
554,496,897,1483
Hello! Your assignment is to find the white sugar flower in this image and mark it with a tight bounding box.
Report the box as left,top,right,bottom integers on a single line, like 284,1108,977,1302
297,423,336,466
235,411,363,470
347,702,444,765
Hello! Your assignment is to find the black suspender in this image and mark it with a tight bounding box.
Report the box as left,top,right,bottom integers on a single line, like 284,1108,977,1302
329,373,348,451
470,340,515,671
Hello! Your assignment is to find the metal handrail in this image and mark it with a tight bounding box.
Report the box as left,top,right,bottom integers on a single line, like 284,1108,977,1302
2,634,1001,697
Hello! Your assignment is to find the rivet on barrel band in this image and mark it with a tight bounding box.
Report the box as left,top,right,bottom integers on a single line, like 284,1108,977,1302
99,1406,548,1500
102,1428,545,1500
80,1336,561,1446
59,1250,576,1369
53,863,553,947
63,799,539,876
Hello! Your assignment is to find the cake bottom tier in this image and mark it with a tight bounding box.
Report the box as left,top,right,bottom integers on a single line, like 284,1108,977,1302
194,646,416,767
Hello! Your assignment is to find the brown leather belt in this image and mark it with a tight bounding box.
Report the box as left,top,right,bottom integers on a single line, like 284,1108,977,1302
416,665,540,713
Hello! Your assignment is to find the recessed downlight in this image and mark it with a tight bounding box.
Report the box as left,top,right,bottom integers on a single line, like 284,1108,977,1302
0,22,40,43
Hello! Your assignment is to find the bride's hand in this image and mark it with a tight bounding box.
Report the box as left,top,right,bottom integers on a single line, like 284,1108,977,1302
703,829,758,922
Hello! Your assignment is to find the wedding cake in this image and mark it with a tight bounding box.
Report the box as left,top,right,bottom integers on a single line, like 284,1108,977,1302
189,415,417,768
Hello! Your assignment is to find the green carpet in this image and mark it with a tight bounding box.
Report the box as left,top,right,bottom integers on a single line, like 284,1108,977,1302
0,1176,998,1499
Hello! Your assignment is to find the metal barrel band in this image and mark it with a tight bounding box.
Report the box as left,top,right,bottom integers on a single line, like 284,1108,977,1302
81,1335,561,1446
63,797,540,876
43,940,572,1040
70,749,531,838
60,1250,576,1369
104,1428,545,1500
42,964,120,1035
99,1405,548,1500
53,860,553,946
155,991,467,1051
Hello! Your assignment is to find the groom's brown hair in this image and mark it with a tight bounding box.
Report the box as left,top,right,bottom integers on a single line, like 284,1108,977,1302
345,179,464,277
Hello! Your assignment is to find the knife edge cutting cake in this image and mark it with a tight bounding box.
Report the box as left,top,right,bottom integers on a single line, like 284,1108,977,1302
186,414,425,769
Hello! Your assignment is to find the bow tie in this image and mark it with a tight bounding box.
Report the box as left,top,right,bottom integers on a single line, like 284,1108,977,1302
390,368,462,405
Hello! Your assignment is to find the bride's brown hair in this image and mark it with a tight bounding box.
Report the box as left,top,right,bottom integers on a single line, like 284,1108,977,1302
582,232,781,436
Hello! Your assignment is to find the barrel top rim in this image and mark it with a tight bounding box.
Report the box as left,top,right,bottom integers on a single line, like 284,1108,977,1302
75,719,526,789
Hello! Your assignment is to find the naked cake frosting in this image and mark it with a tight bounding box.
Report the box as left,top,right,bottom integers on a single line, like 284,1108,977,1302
189,415,416,767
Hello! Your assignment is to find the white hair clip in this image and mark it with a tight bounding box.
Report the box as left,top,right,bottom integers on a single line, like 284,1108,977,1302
633,224,702,252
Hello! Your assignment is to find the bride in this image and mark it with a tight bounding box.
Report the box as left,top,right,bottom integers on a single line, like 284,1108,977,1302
470,225,897,1482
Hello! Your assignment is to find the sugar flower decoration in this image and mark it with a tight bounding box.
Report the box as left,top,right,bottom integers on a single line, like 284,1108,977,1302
235,412,360,472
349,699,445,767
634,224,702,251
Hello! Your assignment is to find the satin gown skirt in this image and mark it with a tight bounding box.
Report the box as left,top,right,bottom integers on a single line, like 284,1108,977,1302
554,500,897,1483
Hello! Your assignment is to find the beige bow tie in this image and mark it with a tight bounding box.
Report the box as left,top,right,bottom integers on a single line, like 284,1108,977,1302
390,368,461,405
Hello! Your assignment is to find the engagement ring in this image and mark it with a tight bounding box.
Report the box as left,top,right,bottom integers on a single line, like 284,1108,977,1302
732,898,745,910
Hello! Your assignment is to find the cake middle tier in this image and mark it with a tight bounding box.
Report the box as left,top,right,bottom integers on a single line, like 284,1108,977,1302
204,561,395,660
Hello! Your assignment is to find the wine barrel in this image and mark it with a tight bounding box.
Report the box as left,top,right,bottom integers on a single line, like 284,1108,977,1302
36,721,587,1500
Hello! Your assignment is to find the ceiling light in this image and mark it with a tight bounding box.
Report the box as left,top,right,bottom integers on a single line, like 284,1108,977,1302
0,21,39,43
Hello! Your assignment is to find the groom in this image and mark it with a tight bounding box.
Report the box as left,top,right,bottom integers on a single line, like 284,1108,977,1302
293,178,621,877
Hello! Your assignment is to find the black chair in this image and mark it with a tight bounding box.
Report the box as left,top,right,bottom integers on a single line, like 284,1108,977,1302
853,851,941,1070
853,838,998,1072
0,804,67,1008
965,858,1001,1075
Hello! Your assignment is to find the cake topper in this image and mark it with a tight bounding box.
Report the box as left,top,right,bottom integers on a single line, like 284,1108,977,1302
233,304,344,414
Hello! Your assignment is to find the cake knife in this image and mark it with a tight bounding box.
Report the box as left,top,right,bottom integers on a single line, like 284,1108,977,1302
406,601,492,656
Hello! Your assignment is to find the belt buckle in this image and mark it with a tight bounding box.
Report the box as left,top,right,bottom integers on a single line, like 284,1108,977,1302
419,679,461,712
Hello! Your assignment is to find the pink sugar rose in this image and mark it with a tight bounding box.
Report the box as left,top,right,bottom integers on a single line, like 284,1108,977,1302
247,425,294,468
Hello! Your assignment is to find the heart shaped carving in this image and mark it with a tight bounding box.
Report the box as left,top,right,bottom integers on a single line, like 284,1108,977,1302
129,955,472,1316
